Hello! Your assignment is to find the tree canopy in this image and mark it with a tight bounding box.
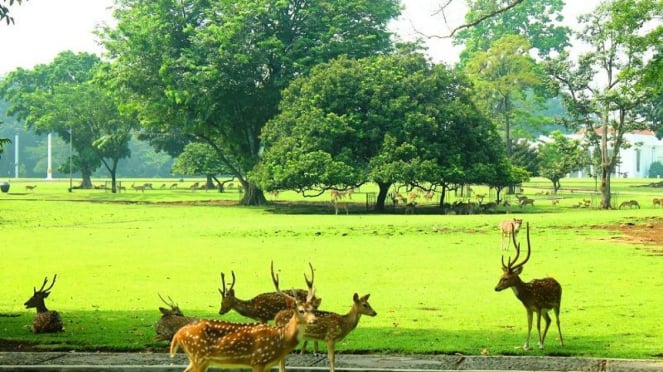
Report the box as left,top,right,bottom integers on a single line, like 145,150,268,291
0,51,137,191
100,0,401,205
253,52,510,211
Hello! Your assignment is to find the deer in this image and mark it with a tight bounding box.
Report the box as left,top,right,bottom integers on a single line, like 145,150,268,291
619,200,640,209
189,182,200,191
274,292,377,372
131,182,146,192
24,274,64,333
25,185,37,191
155,294,199,342
218,262,320,323
495,223,563,350
500,218,523,251
171,290,317,372
519,197,535,208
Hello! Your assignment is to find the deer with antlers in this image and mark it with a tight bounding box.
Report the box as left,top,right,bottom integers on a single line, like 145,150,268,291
24,274,64,333
218,262,320,323
155,294,199,342
495,223,563,350
274,292,377,372
171,288,317,372
499,218,523,251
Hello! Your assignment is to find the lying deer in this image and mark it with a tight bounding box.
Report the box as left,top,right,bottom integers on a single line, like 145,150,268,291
274,293,377,372
218,262,320,323
155,294,199,342
171,291,316,372
495,223,563,350
619,200,640,209
24,274,64,333
25,185,37,191
499,218,523,251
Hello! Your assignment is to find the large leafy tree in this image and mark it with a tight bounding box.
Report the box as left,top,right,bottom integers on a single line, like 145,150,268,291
253,53,508,211
0,51,137,191
453,0,569,62
462,35,548,158
101,0,400,205
171,142,232,190
546,0,662,209
537,131,589,194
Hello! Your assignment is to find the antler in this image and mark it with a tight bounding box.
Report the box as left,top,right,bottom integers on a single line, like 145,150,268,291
270,260,280,291
504,222,531,271
159,293,178,309
219,271,236,297
304,262,314,290
35,274,57,294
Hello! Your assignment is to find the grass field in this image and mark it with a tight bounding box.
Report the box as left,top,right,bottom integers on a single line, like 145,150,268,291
0,177,662,359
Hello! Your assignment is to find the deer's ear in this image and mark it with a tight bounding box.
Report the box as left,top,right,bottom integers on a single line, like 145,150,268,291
43,292,51,298
513,266,524,275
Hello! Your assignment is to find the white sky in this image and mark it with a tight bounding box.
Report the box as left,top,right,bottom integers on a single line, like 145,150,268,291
0,0,602,75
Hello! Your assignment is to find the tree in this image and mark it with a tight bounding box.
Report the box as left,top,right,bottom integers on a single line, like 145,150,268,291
252,52,507,211
537,131,589,193
100,0,400,205
546,0,662,209
452,0,569,62
0,0,27,25
171,142,232,190
0,51,137,191
462,35,548,158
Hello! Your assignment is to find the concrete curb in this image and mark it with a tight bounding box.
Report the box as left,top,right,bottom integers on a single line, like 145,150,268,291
1,352,662,371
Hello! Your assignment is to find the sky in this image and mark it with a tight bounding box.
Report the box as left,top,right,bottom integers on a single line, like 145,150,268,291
0,0,602,75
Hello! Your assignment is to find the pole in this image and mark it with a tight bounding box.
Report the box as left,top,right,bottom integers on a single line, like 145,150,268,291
69,128,73,192
46,133,53,180
14,134,18,178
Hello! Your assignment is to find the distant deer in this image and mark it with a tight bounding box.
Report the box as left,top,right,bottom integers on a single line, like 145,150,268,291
131,183,146,192
519,197,535,208
494,223,563,350
25,185,37,191
189,182,200,191
24,274,64,333
619,200,640,209
171,291,317,372
154,294,199,342
499,218,523,251
275,292,377,372
218,262,320,323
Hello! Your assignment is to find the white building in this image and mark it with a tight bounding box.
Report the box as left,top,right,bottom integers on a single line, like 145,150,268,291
564,130,663,178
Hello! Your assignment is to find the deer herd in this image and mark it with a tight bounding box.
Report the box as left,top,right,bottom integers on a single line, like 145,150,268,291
22,217,564,371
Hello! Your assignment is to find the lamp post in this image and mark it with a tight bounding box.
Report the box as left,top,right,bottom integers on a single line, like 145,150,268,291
68,128,73,192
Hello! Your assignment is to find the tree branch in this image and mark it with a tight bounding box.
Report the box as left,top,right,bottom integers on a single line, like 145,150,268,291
414,0,525,39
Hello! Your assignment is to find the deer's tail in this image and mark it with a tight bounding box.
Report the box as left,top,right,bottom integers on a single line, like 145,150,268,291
169,333,181,358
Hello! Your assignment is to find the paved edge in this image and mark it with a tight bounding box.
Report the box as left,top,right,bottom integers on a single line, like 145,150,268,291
1,352,662,371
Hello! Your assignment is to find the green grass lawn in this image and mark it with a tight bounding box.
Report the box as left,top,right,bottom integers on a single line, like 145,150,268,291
0,177,662,359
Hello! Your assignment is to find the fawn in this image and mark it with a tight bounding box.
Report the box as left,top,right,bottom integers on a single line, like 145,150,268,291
218,262,320,323
24,274,64,333
171,290,316,372
154,294,199,342
274,292,377,372
499,218,523,251
495,223,563,350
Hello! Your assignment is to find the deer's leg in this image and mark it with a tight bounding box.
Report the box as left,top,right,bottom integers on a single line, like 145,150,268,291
327,340,336,372
252,366,265,372
299,340,308,354
540,311,552,349
554,306,564,346
524,310,533,350
313,340,319,354
279,358,286,372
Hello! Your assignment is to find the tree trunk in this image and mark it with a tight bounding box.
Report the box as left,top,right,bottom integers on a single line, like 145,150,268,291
239,181,267,206
600,112,612,209
375,182,391,212
80,168,93,189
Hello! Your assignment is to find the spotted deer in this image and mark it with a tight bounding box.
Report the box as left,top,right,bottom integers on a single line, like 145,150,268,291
274,293,377,372
154,294,199,342
24,274,64,333
170,291,317,372
218,262,320,323
495,223,563,350
499,218,523,251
